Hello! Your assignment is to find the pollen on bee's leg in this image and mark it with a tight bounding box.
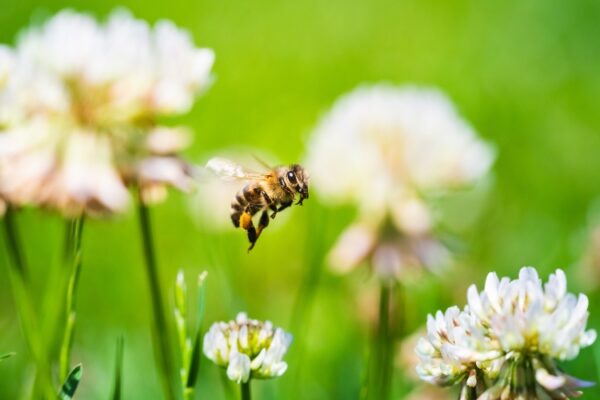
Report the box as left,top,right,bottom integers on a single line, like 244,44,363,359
240,212,253,230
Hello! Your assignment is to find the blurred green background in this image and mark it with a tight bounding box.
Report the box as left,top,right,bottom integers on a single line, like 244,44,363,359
1,0,600,398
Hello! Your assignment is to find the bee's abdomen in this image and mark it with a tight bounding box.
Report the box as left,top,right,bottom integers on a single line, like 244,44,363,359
230,203,243,227
230,184,264,227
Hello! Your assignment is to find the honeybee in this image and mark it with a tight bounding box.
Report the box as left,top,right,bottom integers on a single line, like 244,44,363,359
206,157,309,251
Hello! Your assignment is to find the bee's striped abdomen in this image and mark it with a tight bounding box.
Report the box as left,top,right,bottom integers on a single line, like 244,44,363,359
230,184,264,228
230,188,248,227
230,201,244,227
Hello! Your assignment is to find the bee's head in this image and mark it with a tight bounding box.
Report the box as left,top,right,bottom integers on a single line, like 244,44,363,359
285,164,309,204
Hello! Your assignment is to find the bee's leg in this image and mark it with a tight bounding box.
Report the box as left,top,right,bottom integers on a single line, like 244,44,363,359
260,191,278,218
246,225,258,252
272,200,293,219
248,211,270,252
256,210,270,237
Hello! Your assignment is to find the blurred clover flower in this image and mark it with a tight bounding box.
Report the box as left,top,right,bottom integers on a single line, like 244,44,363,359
0,9,214,216
0,45,13,87
305,84,494,279
203,312,292,384
416,266,597,399
0,45,14,216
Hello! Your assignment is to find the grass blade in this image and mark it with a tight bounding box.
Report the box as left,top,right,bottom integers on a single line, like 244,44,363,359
196,271,208,333
58,364,82,400
186,330,202,389
111,337,124,400
59,217,84,382
185,271,207,396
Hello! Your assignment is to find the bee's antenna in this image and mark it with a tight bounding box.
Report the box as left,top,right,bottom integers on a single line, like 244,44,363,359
252,154,273,170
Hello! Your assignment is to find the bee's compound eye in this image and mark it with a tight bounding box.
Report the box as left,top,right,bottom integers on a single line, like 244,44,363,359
287,171,297,183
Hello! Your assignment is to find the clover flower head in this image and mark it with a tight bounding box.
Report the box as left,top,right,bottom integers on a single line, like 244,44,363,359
203,312,292,383
467,267,596,361
416,306,502,388
0,46,14,88
416,266,597,399
306,85,493,279
306,84,494,235
0,9,214,216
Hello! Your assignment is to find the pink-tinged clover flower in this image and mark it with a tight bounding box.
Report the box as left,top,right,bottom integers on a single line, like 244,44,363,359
0,9,214,216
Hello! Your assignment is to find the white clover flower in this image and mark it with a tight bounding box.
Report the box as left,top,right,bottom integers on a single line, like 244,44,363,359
0,9,214,216
467,267,596,361
305,85,493,278
0,46,14,89
203,312,292,383
306,84,494,234
415,306,501,388
416,266,597,399
0,45,17,127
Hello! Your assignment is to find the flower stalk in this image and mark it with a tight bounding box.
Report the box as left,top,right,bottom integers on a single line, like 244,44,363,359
3,206,28,280
367,280,396,400
241,380,251,400
377,282,393,400
136,189,177,400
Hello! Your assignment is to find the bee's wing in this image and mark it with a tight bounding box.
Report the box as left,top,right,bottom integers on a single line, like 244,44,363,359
204,157,268,181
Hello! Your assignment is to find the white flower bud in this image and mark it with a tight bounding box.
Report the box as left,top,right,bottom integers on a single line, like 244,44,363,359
203,313,292,382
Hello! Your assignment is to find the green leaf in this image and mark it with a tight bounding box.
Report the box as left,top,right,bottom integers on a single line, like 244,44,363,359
111,337,124,400
58,364,82,400
0,352,15,361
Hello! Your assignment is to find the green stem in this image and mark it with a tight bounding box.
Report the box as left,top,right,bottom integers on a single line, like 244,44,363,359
241,380,251,400
377,282,392,400
3,206,28,280
111,336,124,400
59,217,84,382
2,208,54,399
136,191,176,400
285,205,328,399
